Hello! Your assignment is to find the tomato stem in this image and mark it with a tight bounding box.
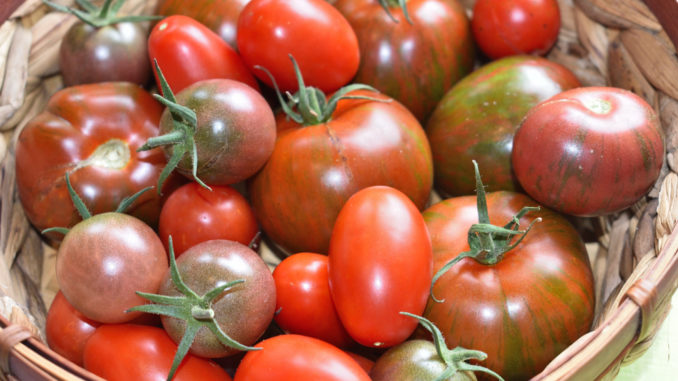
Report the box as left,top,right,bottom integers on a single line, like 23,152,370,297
43,0,162,28
378,0,413,24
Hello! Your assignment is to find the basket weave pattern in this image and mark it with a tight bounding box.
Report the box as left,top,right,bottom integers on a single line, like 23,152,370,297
0,0,677,379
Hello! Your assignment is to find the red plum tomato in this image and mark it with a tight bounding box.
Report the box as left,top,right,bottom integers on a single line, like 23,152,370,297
46,291,100,366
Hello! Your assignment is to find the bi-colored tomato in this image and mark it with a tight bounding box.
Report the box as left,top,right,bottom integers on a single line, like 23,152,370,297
46,291,100,366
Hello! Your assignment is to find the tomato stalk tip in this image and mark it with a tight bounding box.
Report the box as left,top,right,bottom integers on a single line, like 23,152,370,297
43,0,162,28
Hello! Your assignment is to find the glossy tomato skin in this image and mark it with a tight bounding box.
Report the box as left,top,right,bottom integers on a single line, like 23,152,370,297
237,0,360,93
249,90,433,254
159,240,276,358
83,324,231,381
56,213,168,324
272,253,353,348
158,183,258,257
15,82,178,240
234,334,370,381
45,291,101,366
161,79,276,185
149,15,259,93
155,0,251,48
423,192,595,380
426,56,579,197
329,186,432,348
512,87,664,216
472,0,560,59
334,0,474,122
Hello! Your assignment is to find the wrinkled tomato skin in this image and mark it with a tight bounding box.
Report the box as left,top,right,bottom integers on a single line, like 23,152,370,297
158,183,258,257
423,192,595,380
472,0,560,59
334,0,474,122
56,213,168,324
237,0,360,93
329,186,432,348
83,324,232,381
272,253,353,348
234,334,370,381
155,0,251,48
248,90,433,254
15,82,179,241
426,56,579,197
149,15,259,93
512,87,665,216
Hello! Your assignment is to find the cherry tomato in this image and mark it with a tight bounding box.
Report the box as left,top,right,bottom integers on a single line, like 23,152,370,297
45,291,100,366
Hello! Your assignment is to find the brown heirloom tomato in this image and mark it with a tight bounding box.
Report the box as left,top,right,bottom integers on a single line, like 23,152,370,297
426,55,579,197
334,0,474,122
15,82,177,239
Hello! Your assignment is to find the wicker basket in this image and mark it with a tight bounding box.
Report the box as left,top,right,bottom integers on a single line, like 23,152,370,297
1,0,678,379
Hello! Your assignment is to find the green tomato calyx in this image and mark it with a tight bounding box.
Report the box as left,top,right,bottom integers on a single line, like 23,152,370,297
43,0,162,28
379,0,413,25
430,161,541,303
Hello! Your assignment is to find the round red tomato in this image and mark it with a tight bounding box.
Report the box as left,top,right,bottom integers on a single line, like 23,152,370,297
149,15,259,93
158,182,258,257
46,291,100,366
83,324,231,381
472,0,560,59
237,0,360,93
234,334,370,381
329,186,432,348
512,87,665,216
272,253,353,348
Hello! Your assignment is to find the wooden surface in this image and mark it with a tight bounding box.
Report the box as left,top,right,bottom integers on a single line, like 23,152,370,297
644,0,678,50
0,0,24,25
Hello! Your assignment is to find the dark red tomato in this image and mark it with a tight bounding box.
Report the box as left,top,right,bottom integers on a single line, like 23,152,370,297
234,334,370,381
84,324,231,381
158,182,258,257
426,55,579,197
15,82,179,241
248,89,433,254
512,87,665,216
272,253,353,348
472,0,560,59
155,0,251,48
56,212,168,324
149,15,259,94
423,191,595,380
334,0,474,122
237,0,360,93
329,186,432,348
46,291,100,366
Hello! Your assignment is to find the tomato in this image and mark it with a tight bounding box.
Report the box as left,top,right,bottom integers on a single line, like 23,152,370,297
272,253,353,348
45,291,100,366
237,0,360,93
158,182,258,257
329,186,432,348
423,189,595,380
334,0,474,122
83,324,231,381
471,0,561,59
345,352,374,374
426,56,579,197
512,86,665,216
248,89,433,254
56,212,168,323
15,82,179,242
233,334,370,381
149,15,259,94
155,0,251,48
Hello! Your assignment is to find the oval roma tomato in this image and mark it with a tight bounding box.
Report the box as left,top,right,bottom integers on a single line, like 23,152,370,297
334,0,474,122
472,0,561,59
237,0,360,93
512,87,665,216
423,191,595,380
273,253,353,348
46,291,100,366
158,182,258,257
84,324,231,381
329,186,432,348
149,15,259,93
15,82,177,240
234,334,370,381
426,55,579,197
248,89,433,254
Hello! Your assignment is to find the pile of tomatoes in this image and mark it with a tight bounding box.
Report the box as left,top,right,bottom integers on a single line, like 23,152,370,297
14,0,667,380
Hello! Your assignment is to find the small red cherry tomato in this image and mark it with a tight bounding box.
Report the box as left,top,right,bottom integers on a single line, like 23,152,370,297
46,291,101,366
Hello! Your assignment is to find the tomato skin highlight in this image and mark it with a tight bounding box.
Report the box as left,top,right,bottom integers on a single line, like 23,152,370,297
329,186,432,348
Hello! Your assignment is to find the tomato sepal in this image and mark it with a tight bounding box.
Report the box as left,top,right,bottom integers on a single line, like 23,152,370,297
43,0,162,28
